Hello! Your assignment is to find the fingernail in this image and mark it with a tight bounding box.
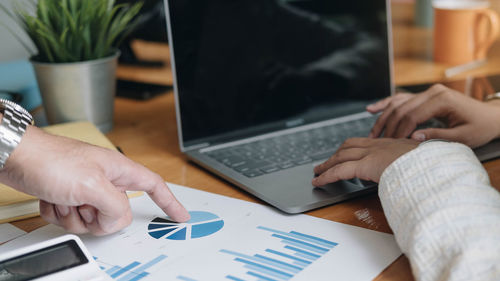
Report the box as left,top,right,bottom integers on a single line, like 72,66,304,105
413,133,426,141
56,205,70,217
181,211,191,222
80,209,95,224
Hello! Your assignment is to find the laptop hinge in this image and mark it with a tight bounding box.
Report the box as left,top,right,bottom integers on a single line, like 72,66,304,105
184,142,210,151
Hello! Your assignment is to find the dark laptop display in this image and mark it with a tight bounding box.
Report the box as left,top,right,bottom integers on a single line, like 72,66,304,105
166,0,398,213
167,0,392,149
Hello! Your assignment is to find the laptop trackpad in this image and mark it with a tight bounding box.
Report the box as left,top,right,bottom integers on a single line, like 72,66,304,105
345,178,377,188
316,178,377,196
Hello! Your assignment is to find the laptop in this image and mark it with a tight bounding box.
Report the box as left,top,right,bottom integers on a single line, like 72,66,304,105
164,0,500,213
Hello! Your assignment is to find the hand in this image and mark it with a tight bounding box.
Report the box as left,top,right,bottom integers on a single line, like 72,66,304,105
0,127,190,236
312,138,418,186
366,84,500,148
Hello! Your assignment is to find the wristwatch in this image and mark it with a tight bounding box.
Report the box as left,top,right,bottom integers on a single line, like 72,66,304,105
0,99,34,168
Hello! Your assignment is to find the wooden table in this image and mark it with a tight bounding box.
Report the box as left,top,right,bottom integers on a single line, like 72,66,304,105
11,2,500,280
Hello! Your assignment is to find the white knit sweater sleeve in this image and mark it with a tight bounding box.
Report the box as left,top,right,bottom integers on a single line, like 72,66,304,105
379,141,500,281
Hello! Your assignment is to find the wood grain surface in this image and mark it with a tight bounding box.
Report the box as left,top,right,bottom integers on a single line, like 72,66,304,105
11,2,500,280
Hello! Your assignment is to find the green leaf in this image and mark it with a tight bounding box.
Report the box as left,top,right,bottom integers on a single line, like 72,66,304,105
2,0,144,63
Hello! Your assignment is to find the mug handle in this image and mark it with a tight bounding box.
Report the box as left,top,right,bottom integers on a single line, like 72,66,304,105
474,9,500,60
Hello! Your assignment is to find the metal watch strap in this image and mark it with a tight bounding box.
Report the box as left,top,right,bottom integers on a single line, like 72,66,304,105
0,99,34,168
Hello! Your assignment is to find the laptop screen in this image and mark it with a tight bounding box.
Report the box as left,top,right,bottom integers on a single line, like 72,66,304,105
166,0,392,149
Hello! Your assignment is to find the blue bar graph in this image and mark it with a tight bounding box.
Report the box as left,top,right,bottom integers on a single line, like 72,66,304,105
111,262,140,278
226,276,246,281
292,260,309,267
236,258,293,280
271,234,329,254
118,255,167,281
220,250,301,274
258,227,337,249
289,231,338,248
96,254,167,281
127,272,149,281
291,251,316,261
132,255,167,273
106,266,121,275
221,226,338,281
177,276,198,281
247,271,278,281
265,250,311,265
279,239,327,255
254,254,302,273
284,246,320,260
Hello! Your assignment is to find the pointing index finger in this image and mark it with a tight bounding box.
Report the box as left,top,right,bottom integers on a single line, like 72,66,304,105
111,157,190,222
145,180,191,222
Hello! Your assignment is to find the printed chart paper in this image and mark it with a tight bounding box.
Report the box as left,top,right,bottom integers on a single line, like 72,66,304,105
0,223,26,244
1,183,401,281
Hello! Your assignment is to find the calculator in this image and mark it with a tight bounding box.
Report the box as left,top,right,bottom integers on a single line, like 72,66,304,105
0,234,112,281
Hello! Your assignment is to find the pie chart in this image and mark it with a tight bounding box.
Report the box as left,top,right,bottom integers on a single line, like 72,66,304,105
147,211,224,240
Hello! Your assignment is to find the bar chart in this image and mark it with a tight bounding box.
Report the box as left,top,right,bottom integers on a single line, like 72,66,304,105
221,226,338,281
148,211,224,240
176,276,199,281
96,255,167,281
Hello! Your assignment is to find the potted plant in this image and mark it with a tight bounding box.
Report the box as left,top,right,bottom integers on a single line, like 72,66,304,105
0,0,142,132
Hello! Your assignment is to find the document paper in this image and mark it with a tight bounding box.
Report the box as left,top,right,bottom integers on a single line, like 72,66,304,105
1,183,401,281
0,223,26,244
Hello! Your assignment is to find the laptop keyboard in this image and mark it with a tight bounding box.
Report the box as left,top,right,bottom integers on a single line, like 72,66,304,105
204,115,377,178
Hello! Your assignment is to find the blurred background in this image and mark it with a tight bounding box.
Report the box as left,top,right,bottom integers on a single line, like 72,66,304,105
2,0,500,113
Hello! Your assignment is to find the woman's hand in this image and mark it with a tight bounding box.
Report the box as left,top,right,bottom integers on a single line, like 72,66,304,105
367,84,500,148
312,138,418,186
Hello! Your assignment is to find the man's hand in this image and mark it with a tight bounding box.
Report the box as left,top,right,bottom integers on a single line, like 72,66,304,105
0,127,190,236
366,84,500,148
312,138,418,186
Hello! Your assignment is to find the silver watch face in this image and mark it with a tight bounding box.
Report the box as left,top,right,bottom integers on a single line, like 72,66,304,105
0,99,33,168
0,98,34,125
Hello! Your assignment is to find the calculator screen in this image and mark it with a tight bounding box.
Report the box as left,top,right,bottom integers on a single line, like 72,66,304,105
0,240,88,280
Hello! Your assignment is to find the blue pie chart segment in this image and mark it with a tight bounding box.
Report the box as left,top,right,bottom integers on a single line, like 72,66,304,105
191,220,225,238
148,211,224,240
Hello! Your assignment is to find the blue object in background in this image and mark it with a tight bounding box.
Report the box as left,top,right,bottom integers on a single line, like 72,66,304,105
0,60,42,111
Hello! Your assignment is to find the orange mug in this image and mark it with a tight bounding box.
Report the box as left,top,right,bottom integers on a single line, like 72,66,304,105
433,0,500,65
